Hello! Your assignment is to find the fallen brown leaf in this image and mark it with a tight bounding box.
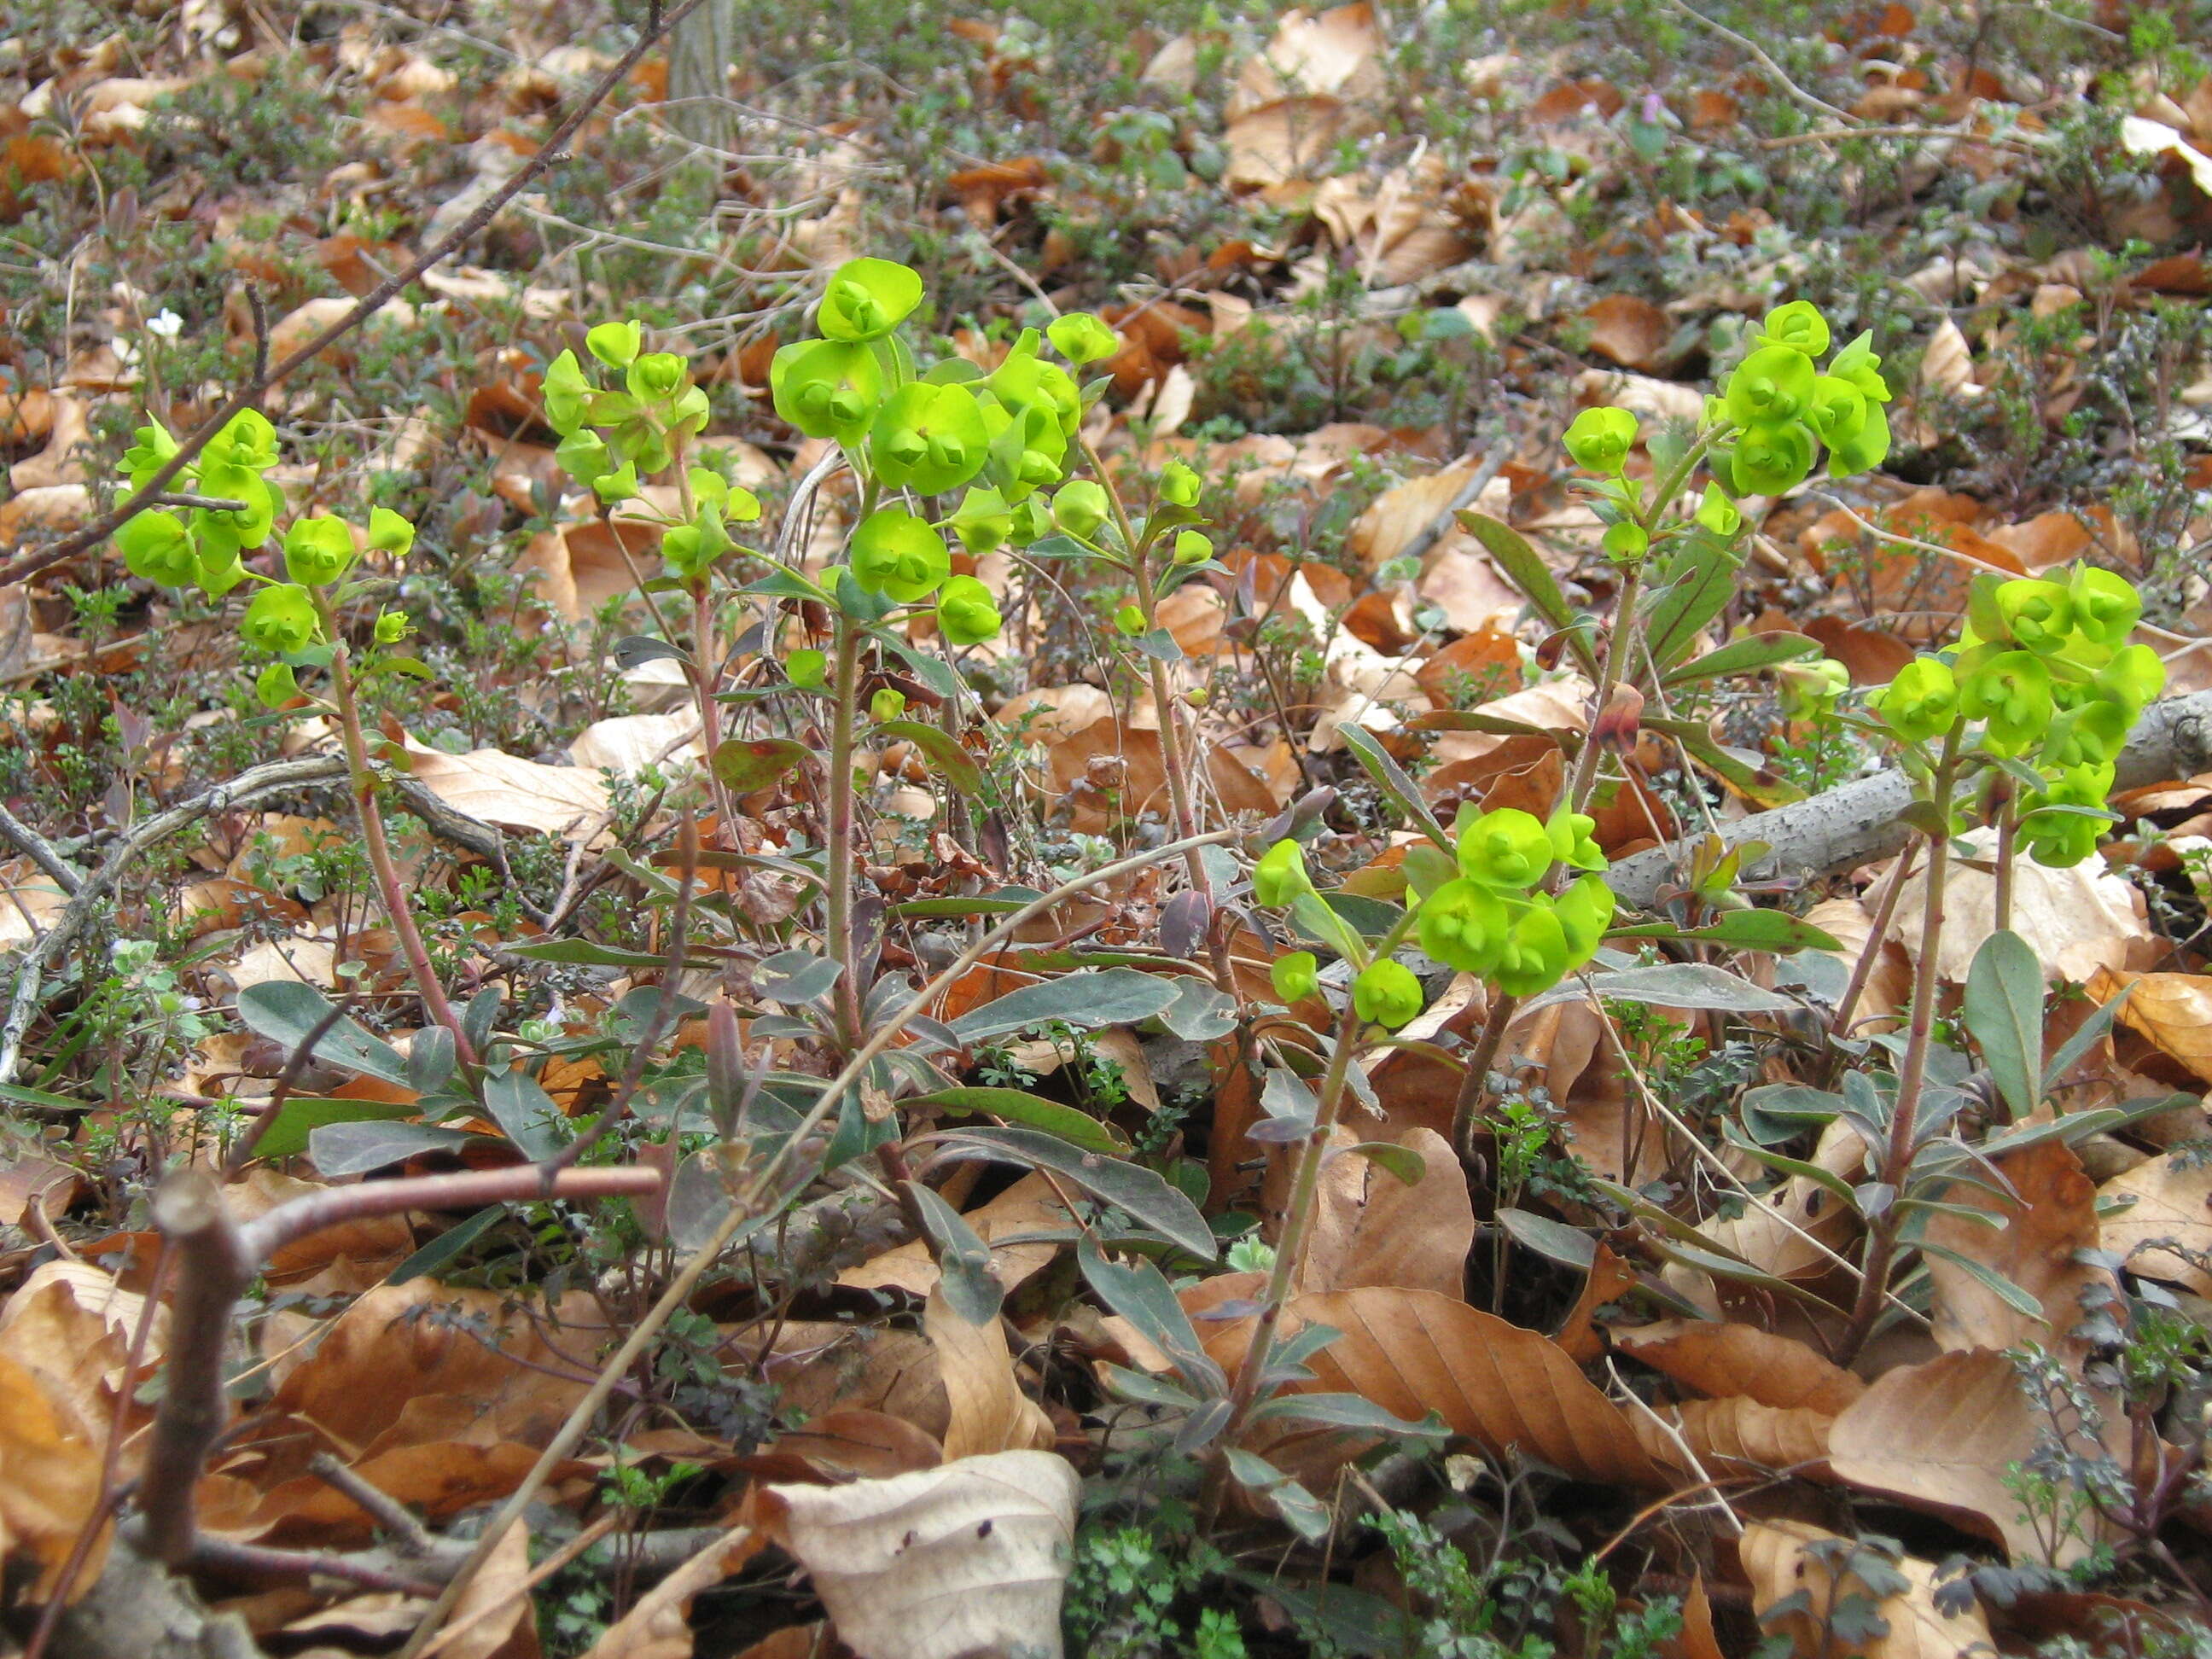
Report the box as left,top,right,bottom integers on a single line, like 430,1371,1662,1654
0,1352,109,1599
1297,1127,1475,1298
923,1287,1057,1461
1615,1319,1865,1416
2091,969,2212,1083
766,1452,1082,1659
2098,1148,2212,1294
1742,1520,1994,1657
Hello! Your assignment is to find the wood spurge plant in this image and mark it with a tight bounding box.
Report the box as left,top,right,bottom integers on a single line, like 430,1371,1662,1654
10,6,2212,1657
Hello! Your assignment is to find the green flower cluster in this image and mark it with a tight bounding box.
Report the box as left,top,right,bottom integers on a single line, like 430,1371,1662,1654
1417,806,1615,997
1714,302,1893,494
113,410,418,707
541,319,756,583
1866,564,2164,865
115,410,286,598
1254,804,1617,1033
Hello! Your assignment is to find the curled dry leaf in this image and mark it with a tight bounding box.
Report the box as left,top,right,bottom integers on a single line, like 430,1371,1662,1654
0,1352,109,1599
2098,1148,2212,1294
765,1451,1082,1659
1205,1286,1685,1489
1924,1138,2117,1377
0,1260,165,1449
579,1525,765,1659
1919,317,1986,399
1614,1320,1865,1416
1226,2,1385,119
923,1287,1057,1462
1741,1520,1994,1658
1580,294,1673,372
1827,1347,2122,1568
841,1173,1066,1306
2089,968,2212,1084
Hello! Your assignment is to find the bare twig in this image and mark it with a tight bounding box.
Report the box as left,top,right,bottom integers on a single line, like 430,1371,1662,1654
0,754,350,1088
137,1163,663,1566
0,798,83,894
0,0,713,590
1662,0,1858,124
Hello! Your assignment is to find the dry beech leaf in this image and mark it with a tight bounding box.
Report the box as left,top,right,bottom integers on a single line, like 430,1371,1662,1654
1891,829,2151,983
1297,1126,1475,1298
1553,1242,1637,1364
2091,969,2212,1083
842,1173,1066,1306
579,1526,765,1659
923,1288,1056,1462
1580,294,1672,371
1348,463,1482,569
1205,1286,1685,1489
0,1260,164,1445
1644,1396,1834,1481
1223,96,1353,191
0,1352,109,1599
1919,317,1985,399
1827,1348,2121,1567
404,743,611,839
1742,1520,1994,1658
443,1520,542,1659
766,1451,1082,1659
2098,1149,2212,1294
1227,2,1385,119
1924,1138,2116,1377
1615,1319,1865,1416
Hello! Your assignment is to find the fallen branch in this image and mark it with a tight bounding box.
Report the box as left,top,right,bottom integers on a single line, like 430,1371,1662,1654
0,754,351,1088
138,1163,664,1568
1606,687,2212,911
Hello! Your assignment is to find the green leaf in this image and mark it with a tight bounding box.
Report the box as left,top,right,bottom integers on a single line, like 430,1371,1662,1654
387,1206,505,1285
941,1128,1215,1260
1576,963,1801,1012
247,1094,421,1161
481,1068,566,1161
1079,1243,1224,1391
309,1120,475,1177
894,887,1046,918
1662,631,1821,688
874,719,982,794
501,939,690,969
1456,512,1600,676
906,1181,1003,1324
1606,909,1845,953
1098,1363,1201,1410
1642,715,1807,808
910,1086,1128,1153
1963,929,2044,1122
710,737,812,792
1336,723,1453,853
1642,534,1748,670
1495,1207,1595,1268
236,981,411,1088
1247,1392,1446,1436
1921,1243,2046,1320
948,967,1182,1041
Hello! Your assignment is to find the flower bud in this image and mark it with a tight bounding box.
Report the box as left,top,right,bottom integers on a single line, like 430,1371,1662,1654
1253,839,1313,906
283,515,357,586
240,582,319,655
117,509,197,587
818,258,923,341
1724,345,1816,428
1173,530,1214,566
1046,311,1119,365
1563,406,1638,474
585,319,642,369
1756,300,1830,357
936,574,1003,645
1271,951,1319,1004
1054,480,1110,539
1353,958,1423,1028
870,688,906,723
1456,806,1553,890
1159,461,1202,507
850,509,952,602
1869,656,1959,742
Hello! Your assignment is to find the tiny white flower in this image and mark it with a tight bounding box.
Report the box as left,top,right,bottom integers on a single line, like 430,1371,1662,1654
147,308,183,339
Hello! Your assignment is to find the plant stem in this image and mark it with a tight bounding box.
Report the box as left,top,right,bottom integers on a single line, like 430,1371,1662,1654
824,614,865,1047
1992,791,2017,935
314,592,474,1062
1828,841,1918,1042
1837,728,1962,1362
1219,998,1364,1438
1452,554,1648,1162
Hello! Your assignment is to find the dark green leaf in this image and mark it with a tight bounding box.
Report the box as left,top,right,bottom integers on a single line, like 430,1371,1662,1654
1336,724,1452,853
481,1068,565,1161
1079,1243,1224,1390
906,1182,1002,1324
710,737,811,791
1662,630,1821,687
308,1120,475,1177
1495,1207,1595,1268
387,1206,505,1285
236,981,411,1087
949,968,1182,1042
1577,963,1801,1012
1963,929,2043,1121
910,1086,1127,1153
247,1095,420,1161
874,720,981,794
1607,909,1845,953
1643,535,1747,670
940,1129,1215,1259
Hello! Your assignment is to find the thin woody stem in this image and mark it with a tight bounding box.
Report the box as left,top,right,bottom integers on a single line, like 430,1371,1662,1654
1837,727,1963,1362
316,591,474,1063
